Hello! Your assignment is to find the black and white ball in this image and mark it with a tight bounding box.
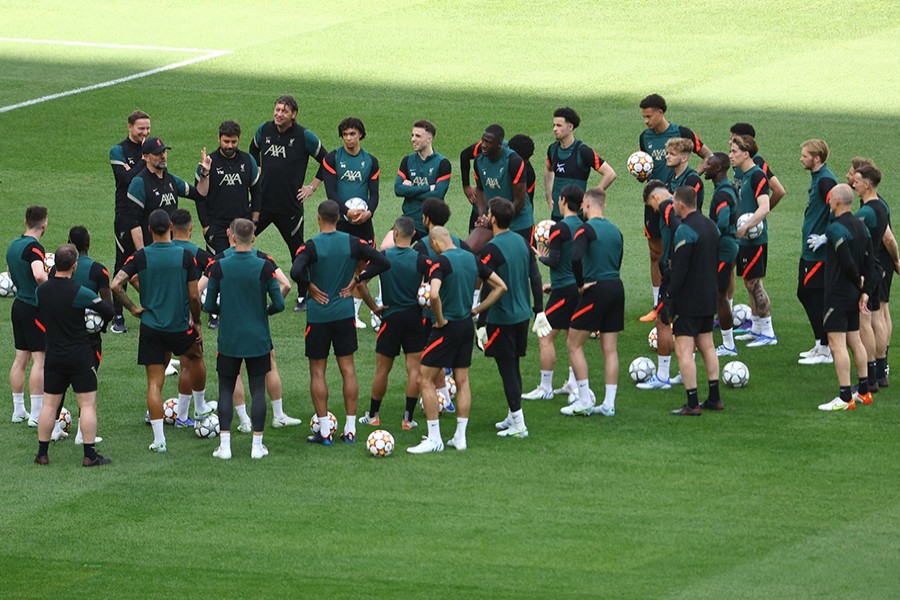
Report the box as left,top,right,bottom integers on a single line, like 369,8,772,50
629,356,656,383
84,309,104,334
722,361,750,388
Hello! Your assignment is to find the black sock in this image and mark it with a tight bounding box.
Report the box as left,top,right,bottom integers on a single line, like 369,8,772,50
876,357,887,380
686,388,699,408
83,443,97,460
858,377,869,396
840,385,852,402
369,398,382,416
404,396,417,421
37,440,49,458
708,380,720,403
867,361,877,389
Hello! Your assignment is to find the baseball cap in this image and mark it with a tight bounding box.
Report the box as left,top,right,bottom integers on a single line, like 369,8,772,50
142,137,171,155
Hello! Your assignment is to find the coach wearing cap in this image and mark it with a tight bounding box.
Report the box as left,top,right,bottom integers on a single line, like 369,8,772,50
124,137,212,248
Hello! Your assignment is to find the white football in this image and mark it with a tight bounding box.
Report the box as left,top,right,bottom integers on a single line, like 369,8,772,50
736,213,763,240
163,398,178,425
84,309,104,334
43,252,55,273
366,429,395,457
626,151,654,181
57,406,72,433
533,219,556,248
310,412,339,434
345,197,369,212
732,304,752,328
648,327,658,351
722,360,750,388
629,356,657,383
194,413,220,438
417,282,431,308
0,271,15,297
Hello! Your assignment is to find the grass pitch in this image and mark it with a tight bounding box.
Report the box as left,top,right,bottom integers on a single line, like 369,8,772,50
2,2,900,598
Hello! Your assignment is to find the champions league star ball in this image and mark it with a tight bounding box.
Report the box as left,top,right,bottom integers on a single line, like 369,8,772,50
163,398,178,425
419,394,448,415
366,429,395,457
445,373,457,400
417,282,432,308
732,304,752,327
533,220,556,249
194,413,220,438
84,309,104,334
0,272,15,297
57,406,72,433
626,151,654,182
737,213,764,240
310,412,339,434
648,327,659,351
629,357,657,383
722,361,750,388
43,252,55,273
344,197,369,213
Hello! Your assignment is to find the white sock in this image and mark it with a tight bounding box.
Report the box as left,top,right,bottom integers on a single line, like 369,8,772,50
193,389,209,415
376,282,382,306
426,419,441,443
176,393,191,420
511,409,525,429
540,370,553,391
652,286,660,305
761,316,774,337
658,356,671,381
235,403,250,425
219,431,231,450
603,384,617,409
820,344,832,357
29,394,43,421
12,393,25,415
567,366,576,387
576,379,591,405
252,432,263,446
76,418,84,440
354,297,362,318
751,315,762,334
344,416,356,436
271,398,285,419
455,417,468,439
319,415,332,438
151,419,165,444
722,328,735,348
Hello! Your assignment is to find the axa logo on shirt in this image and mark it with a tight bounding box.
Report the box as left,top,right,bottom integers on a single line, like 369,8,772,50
485,177,501,189
159,192,177,206
264,145,287,158
341,170,363,183
221,173,243,186
412,176,430,186
651,148,667,162
556,163,565,173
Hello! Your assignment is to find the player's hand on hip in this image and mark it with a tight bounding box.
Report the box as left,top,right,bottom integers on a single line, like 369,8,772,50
308,283,329,304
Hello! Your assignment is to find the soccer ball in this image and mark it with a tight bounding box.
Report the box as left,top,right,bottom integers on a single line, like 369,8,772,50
194,413,220,438
533,219,556,249
417,282,431,308
736,213,764,240
310,412,339,434
57,406,72,433
626,151,654,182
163,398,178,425
43,252,55,273
84,309,104,334
732,304,752,327
648,327,658,351
200,288,219,310
445,373,457,400
722,361,750,388
419,394,447,415
366,429,395,457
0,271,15,297
344,197,369,213
589,330,602,339
629,356,657,383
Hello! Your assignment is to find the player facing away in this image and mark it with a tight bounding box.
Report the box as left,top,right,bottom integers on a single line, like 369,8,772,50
319,116,381,328
205,218,285,460
854,164,900,389
663,187,722,416
291,200,391,445
702,153,740,357
109,110,151,333
664,138,704,212
7,206,49,425
473,125,528,238
407,227,507,454
479,198,550,439
797,139,838,365
561,188,624,417
730,135,777,346
524,184,585,401
111,209,211,453
638,94,712,323
637,181,683,390
818,185,878,411
357,217,432,429
391,119,452,243
34,245,115,466
249,95,327,312
544,107,617,221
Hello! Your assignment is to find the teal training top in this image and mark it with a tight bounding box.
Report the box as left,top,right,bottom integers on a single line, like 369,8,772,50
5,235,45,307
121,242,200,332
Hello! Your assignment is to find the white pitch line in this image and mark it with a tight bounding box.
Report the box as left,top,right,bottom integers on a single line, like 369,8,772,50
0,50,232,113
0,37,227,53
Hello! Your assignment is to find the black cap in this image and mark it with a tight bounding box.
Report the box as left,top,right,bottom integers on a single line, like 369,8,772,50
142,137,171,155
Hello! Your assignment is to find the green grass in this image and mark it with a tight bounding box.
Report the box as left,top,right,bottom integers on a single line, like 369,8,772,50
2,2,900,598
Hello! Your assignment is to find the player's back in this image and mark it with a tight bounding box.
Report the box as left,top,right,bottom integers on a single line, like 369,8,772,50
214,250,278,357
6,235,43,306
134,242,195,332
440,248,478,322
381,246,423,317
484,231,531,324
582,218,623,283
307,231,356,323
